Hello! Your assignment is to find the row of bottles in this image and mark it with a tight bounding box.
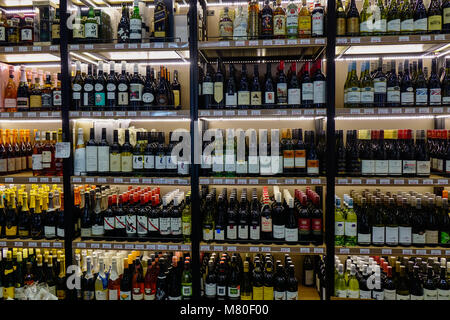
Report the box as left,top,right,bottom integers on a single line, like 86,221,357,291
71,61,181,111
30,129,63,177
428,129,450,175
201,186,323,244
74,249,191,300
337,0,450,36
0,129,34,176
334,255,450,300
334,189,450,247
218,0,325,40
343,58,450,108
0,248,67,300
0,184,65,240
201,128,326,177
336,129,430,177
74,128,188,177
2,66,62,112
199,60,326,109
76,185,191,242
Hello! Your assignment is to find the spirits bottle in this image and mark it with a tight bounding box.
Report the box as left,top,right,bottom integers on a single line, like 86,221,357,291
286,0,299,39
298,0,312,38
273,0,287,38
219,7,234,40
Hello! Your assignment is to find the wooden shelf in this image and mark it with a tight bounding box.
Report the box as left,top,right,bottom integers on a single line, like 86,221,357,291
199,177,326,186
200,242,325,254
0,238,64,249
72,238,191,251
336,246,450,257
298,284,321,301
71,176,190,185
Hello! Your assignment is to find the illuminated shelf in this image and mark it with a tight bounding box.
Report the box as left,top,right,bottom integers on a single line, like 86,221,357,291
69,42,189,52
0,44,60,54
0,111,61,120
200,242,325,254
199,108,326,119
336,246,450,257
199,177,326,186
0,173,62,184
69,110,189,119
71,176,190,185
72,238,191,251
336,34,450,46
335,106,450,118
0,238,64,249
336,176,450,186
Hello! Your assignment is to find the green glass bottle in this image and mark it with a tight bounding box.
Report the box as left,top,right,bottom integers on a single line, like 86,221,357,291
344,198,358,246
337,0,347,36
335,263,347,297
428,0,443,33
374,0,388,34
347,61,361,107
84,7,98,40
361,61,375,107
346,0,360,36
343,63,351,107
181,194,191,242
360,0,373,35
335,197,345,246
181,260,192,300
414,0,428,33
401,0,414,33
347,264,360,298
387,0,401,34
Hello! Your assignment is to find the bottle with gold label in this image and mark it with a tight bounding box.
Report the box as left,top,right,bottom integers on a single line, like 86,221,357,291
5,192,18,238
56,255,66,299
17,193,30,238
346,0,360,36
263,260,274,300
443,0,450,31
3,251,15,299
52,9,60,44
428,0,442,33
214,61,225,108
241,261,252,300
298,0,312,37
171,70,181,110
336,0,347,36
273,0,286,38
219,7,234,40
248,0,260,39
29,71,42,110
253,260,264,300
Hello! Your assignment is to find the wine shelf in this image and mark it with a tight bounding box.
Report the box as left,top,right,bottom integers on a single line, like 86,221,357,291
199,38,326,49
0,44,60,55
199,108,326,118
0,111,61,120
200,242,325,254
68,42,189,52
70,176,190,185
0,173,63,184
335,176,450,186
336,246,450,257
69,110,190,119
336,34,450,47
335,107,450,118
72,238,191,251
298,285,321,301
0,238,64,249
199,177,326,186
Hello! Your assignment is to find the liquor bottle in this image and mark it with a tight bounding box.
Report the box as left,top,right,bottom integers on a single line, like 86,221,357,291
203,65,213,109
347,0,360,36
130,63,144,109
401,0,414,33
386,60,400,107
80,192,92,239
225,64,237,108
261,0,274,38
429,58,442,105
52,73,62,110
264,63,276,106
84,7,99,40
219,7,234,40
40,74,52,111
117,61,129,109
288,63,301,106
83,64,95,110
72,61,83,110
94,61,106,109
238,64,250,108
301,62,313,108
373,58,387,107
250,65,262,107
4,66,17,112
276,61,288,105
273,0,286,38
16,66,29,111
85,128,98,176
130,0,142,42
387,0,401,34
248,0,260,40
298,0,312,38
336,0,346,36
118,3,130,43
143,66,156,109
286,0,299,38
171,70,181,110
109,130,121,174
74,128,86,176
360,0,372,35
347,61,360,107
428,0,443,33
306,131,319,176
442,59,450,106
154,0,168,40
311,0,324,37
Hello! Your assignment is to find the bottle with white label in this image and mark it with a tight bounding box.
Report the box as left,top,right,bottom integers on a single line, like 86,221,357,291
74,128,86,176
429,58,442,106
129,0,142,42
85,127,98,175
97,128,110,175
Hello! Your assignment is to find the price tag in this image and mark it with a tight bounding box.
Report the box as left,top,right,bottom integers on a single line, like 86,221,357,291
77,242,86,248
214,246,223,251
249,40,259,46
409,179,418,185
227,246,236,252
275,39,286,45
311,179,322,184
446,250,450,256
339,248,350,254
350,108,361,114
402,249,413,255
114,178,124,183
28,112,36,117
237,179,247,185
292,110,302,116
300,39,310,45
142,178,152,184
52,112,60,117
315,38,325,44
40,177,49,183
91,243,100,249
50,45,58,51
225,179,235,184
116,111,126,117
166,179,175,185
378,108,389,114
235,41,245,46
300,247,310,253
438,179,449,185
16,47,26,53
281,247,290,253
435,34,446,41
130,178,140,184
261,247,271,252
14,242,23,247
416,249,427,255
276,109,287,115
432,107,444,113
181,245,190,251
297,179,307,184
418,107,429,114
213,110,223,116
431,250,442,255
217,41,229,47
146,244,156,250
0,242,6,247
90,111,101,117
85,178,94,183
51,178,61,183
141,111,150,117
70,111,79,117
287,39,297,45
371,37,381,43
28,178,38,183
316,108,326,115
394,179,405,185
55,142,71,159
238,110,248,116
249,179,259,185
97,178,107,183
404,108,415,114
213,179,223,184
42,242,51,248
32,46,42,51
72,177,82,183
225,110,235,116
4,47,13,52
391,108,402,114
114,244,123,249
102,243,112,249
69,44,80,50
178,179,188,185
314,247,324,254
285,179,295,185
1,113,10,118
399,36,410,41
199,179,209,184
28,242,37,247
81,111,90,117
423,179,433,184
39,112,49,118
359,248,370,254
84,44,94,50
262,40,273,46
200,110,210,116
268,179,278,184
251,110,261,116
103,111,113,117
135,244,144,250
128,43,138,49
337,179,347,184
379,179,390,184
125,244,134,250
382,249,392,254
363,108,375,114
350,37,360,43
141,43,151,49
200,245,210,251
421,35,431,41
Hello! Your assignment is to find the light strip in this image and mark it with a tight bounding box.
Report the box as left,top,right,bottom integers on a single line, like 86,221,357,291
72,118,191,122
336,55,435,61
435,115,450,119
22,64,61,68
335,115,435,120
82,52,106,61
0,119,61,123
206,0,302,5
70,52,98,65
200,116,319,121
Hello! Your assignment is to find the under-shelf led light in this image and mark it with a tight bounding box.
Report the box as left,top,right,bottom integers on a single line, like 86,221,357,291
3,54,60,63
0,119,62,123
200,116,320,121
335,115,435,120
72,118,191,122
343,44,426,55
105,51,185,60
70,52,98,65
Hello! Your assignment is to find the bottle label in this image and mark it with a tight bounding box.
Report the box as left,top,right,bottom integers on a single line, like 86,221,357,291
109,153,121,172
313,81,325,104
312,12,324,35
274,290,286,300
444,8,450,24
286,8,298,36
226,93,237,106
32,154,43,170
298,16,311,35
203,82,213,95
0,26,5,41
288,88,301,105
182,286,192,298
402,160,416,174
336,289,347,298
148,217,159,232
115,215,126,230
95,290,108,300
372,290,384,300
142,92,154,104
250,225,260,240
336,17,346,35
120,291,131,300
374,79,386,93
425,230,439,244
430,88,442,104
214,82,224,104
347,17,359,34
159,217,171,235
251,91,262,105
130,18,142,39
312,218,322,233
373,18,387,32
424,288,438,300
416,160,430,175
344,221,357,237
97,146,109,172
413,232,426,244
283,151,295,169
357,233,371,244
219,20,234,38
415,87,428,104
226,225,237,239
217,285,226,297
277,83,288,104
399,226,412,244
52,90,62,106
384,289,396,300
286,290,298,301
335,221,344,236
401,91,414,104
302,83,313,101
438,289,450,300
387,87,400,103
238,91,250,105
388,159,402,175
359,290,371,299
396,294,410,300
84,22,98,38
261,216,272,233
132,155,144,169
182,221,191,236
144,155,155,169
273,224,285,239
347,88,361,104
264,91,275,104
238,225,249,239
155,154,166,170
346,289,358,299
126,215,137,234
170,217,181,235
298,217,311,233
441,231,450,245
228,286,240,298
385,226,398,245
285,227,298,242
375,159,388,175
401,19,414,32
414,18,428,31
137,216,148,235
130,83,143,101
361,159,375,175
17,97,29,109
273,14,286,36
294,150,306,168
203,227,213,241
387,19,401,32
443,96,450,104
428,15,442,31
410,294,424,300
307,160,319,174
178,160,189,175
205,283,216,298
372,226,385,244
85,146,98,172
104,216,115,231
360,21,369,33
